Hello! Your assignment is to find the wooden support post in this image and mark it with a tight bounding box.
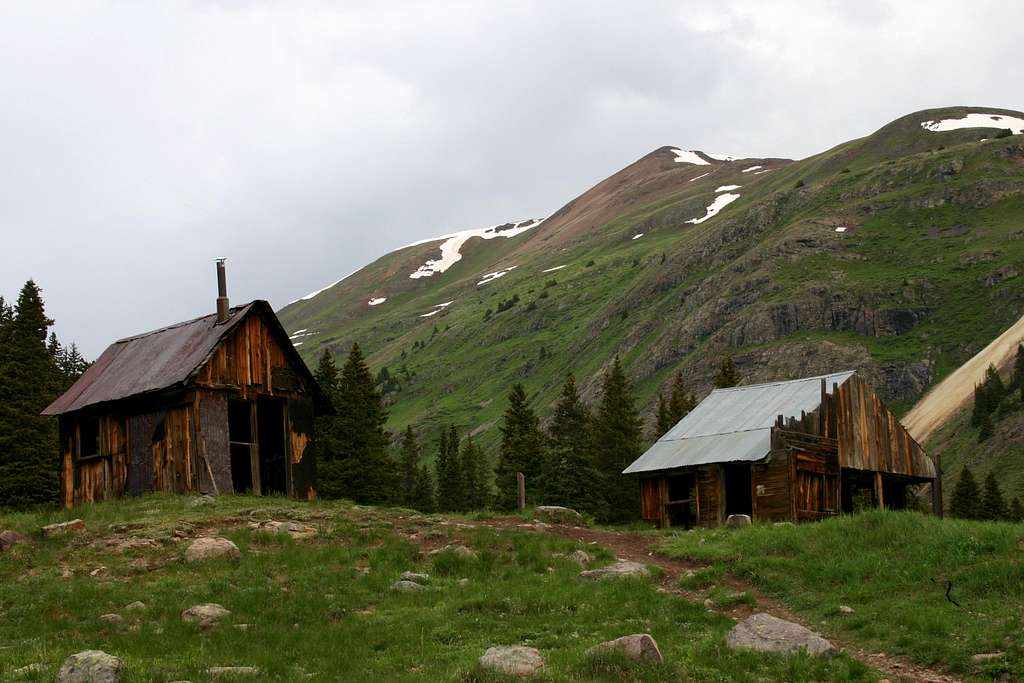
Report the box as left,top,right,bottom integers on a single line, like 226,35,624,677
874,471,885,509
932,452,943,518
516,472,526,512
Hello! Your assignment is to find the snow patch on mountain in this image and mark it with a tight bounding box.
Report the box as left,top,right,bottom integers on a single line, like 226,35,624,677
686,193,741,224
368,297,387,306
477,265,517,286
408,220,542,280
716,185,741,192
921,112,1024,135
671,149,710,165
542,265,566,273
632,233,644,240
689,172,711,182
705,152,738,161
741,165,762,173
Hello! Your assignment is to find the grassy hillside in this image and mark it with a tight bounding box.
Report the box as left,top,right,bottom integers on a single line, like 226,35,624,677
658,510,1024,680
278,107,1024,482
0,495,873,682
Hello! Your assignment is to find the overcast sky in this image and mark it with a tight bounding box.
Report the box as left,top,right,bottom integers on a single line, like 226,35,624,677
2,1,1022,357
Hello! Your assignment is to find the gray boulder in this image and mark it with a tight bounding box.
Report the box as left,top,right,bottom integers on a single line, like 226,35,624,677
569,550,593,566
56,650,122,683
725,514,752,528
478,646,544,678
533,506,583,524
390,580,425,593
725,613,834,656
181,603,231,625
399,571,429,584
580,559,650,581
430,544,479,561
587,633,663,663
185,537,240,562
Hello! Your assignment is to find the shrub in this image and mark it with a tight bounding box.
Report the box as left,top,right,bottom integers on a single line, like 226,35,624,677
793,178,805,188
994,128,1013,139
585,259,595,267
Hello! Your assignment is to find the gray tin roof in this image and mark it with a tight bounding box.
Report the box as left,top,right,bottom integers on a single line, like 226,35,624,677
623,371,855,474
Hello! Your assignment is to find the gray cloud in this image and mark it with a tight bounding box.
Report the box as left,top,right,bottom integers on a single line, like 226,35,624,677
1,0,1021,356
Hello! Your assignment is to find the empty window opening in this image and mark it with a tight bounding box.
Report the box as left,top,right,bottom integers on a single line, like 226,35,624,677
257,397,287,495
79,417,100,458
841,469,876,513
723,463,752,517
666,473,697,528
228,400,253,493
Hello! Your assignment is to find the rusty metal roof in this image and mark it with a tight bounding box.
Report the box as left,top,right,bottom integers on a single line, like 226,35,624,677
623,371,855,474
43,300,311,416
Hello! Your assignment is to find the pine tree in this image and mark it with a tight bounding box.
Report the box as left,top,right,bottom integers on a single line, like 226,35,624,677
591,357,643,522
654,392,673,438
316,343,392,504
412,464,436,512
494,383,546,510
436,424,465,512
1008,497,1024,522
397,426,421,507
542,373,602,514
714,356,741,388
1013,344,1024,394
948,468,982,519
460,436,490,511
0,281,60,507
977,412,994,442
667,370,696,425
980,471,1007,520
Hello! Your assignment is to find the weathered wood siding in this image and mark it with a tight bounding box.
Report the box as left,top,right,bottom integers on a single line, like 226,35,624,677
696,465,721,527
751,452,791,521
832,375,933,478
640,477,663,522
60,413,129,505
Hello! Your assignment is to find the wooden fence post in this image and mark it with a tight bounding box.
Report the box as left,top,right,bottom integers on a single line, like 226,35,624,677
516,472,526,512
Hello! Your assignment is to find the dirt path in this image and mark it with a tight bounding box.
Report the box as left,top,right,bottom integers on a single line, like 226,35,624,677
475,518,961,683
903,313,1024,444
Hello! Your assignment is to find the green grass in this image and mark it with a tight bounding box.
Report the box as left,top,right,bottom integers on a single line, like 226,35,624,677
0,494,875,681
658,510,1024,680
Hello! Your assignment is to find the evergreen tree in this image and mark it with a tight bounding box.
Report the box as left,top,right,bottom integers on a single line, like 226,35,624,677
542,373,601,514
436,424,465,511
0,281,60,507
412,463,436,513
494,383,546,510
1008,496,1024,522
654,392,673,438
397,426,421,507
1013,344,1024,394
460,436,490,511
316,343,393,504
714,356,741,388
591,357,643,522
667,370,697,425
980,471,1007,520
948,467,982,519
978,411,994,441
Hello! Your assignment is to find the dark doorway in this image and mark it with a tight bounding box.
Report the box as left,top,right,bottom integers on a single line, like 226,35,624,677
723,463,752,517
841,469,876,512
666,473,697,528
257,397,288,495
228,400,253,493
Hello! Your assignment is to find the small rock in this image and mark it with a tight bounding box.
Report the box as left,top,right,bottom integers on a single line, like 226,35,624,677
838,605,854,614
430,544,479,561
586,633,663,663
399,571,429,584
251,520,318,539
579,559,650,581
569,550,593,566
703,598,715,608
185,537,240,562
725,613,834,656
43,519,86,537
57,650,122,683
99,613,124,624
124,601,147,612
478,646,544,678
391,580,425,593
458,578,470,587
971,652,1004,663
181,603,231,625
725,514,751,528
533,506,583,525
0,529,28,551
90,566,110,578
207,667,260,677
188,495,215,508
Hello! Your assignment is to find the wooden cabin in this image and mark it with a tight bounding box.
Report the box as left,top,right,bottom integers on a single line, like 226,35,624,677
623,371,939,528
42,261,326,508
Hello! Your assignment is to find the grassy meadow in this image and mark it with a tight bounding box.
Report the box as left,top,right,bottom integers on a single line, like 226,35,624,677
658,510,1024,681
0,494,875,682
